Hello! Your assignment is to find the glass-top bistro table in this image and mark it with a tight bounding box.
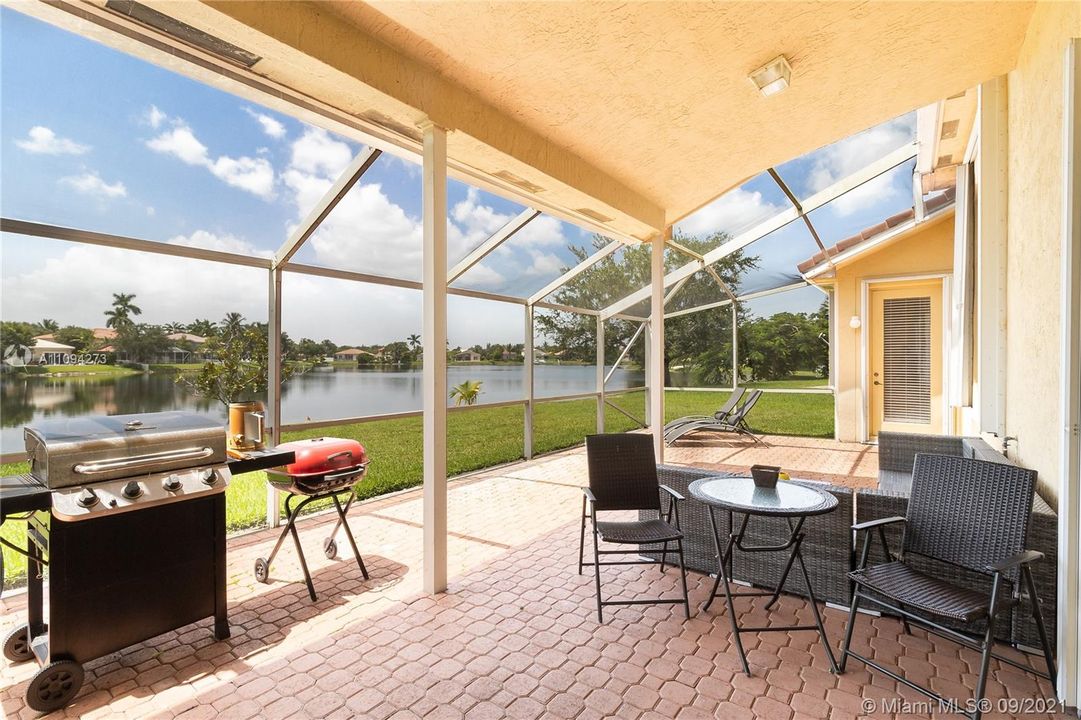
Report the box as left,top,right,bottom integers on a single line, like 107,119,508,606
688,475,839,675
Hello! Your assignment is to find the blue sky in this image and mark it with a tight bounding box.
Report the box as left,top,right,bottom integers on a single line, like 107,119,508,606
1,7,919,346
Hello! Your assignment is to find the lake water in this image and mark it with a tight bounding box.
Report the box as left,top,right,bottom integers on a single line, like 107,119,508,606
0,364,646,453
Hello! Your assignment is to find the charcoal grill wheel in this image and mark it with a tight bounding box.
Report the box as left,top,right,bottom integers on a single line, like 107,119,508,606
323,538,338,559
3,623,37,663
26,659,83,713
254,557,270,583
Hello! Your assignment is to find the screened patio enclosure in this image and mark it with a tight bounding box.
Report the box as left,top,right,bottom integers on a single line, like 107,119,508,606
2,111,931,467
1,0,965,590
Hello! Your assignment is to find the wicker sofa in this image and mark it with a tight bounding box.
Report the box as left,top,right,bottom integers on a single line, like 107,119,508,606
859,432,1057,651
646,466,855,607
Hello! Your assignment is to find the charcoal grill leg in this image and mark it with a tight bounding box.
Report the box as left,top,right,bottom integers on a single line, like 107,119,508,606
264,495,303,569
332,493,369,580
288,518,317,602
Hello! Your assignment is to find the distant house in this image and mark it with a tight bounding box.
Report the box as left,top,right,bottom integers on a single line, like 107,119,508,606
454,350,482,362
500,349,520,361
534,349,564,364
166,332,207,345
31,338,75,364
164,332,208,363
333,347,374,362
92,328,117,344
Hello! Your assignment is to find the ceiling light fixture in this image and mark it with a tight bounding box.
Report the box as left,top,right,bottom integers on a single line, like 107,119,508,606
749,55,792,97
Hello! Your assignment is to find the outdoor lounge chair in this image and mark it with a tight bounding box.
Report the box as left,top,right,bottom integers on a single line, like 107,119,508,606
578,433,691,622
662,387,745,440
838,454,1056,720
663,389,764,446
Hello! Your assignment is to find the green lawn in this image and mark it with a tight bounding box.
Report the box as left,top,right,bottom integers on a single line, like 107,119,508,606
0,389,832,589
741,371,830,390
14,364,140,376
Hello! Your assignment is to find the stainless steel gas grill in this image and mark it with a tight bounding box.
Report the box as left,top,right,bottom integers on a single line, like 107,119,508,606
0,412,234,713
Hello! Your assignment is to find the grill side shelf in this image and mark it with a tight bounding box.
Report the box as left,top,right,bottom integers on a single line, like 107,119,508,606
227,448,296,476
0,474,51,517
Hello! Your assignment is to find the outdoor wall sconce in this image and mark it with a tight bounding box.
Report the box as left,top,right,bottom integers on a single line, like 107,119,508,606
849,316,862,329
749,55,792,97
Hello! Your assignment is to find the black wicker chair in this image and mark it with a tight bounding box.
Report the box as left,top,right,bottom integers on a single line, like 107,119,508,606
838,454,1056,720
578,433,690,622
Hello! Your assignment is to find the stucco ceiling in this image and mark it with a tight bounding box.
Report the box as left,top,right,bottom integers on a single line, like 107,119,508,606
81,1,1037,238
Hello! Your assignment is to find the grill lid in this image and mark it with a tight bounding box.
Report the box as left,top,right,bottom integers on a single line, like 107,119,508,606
25,411,227,489
26,411,222,444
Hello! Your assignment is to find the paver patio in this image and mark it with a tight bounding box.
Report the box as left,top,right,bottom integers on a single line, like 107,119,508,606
0,437,1064,719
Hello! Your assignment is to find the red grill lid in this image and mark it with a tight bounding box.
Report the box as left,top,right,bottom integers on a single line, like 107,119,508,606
274,437,367,477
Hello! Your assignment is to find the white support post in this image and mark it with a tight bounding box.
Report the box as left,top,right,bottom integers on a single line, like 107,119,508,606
1058,38,1081,707
524,304,534,459
731,302,739,389
976,77,1009,437
266,267,283,528
644,325,651,425
596,316,605,433
650,230,668,462
420,121,449,595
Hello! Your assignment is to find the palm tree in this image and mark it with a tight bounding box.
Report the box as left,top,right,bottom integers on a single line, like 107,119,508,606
38,319,59,334
221,313,245,335
187,319,218,337
450,379,483,406
105,293,142,330
407,334,421,351
164,322,186,334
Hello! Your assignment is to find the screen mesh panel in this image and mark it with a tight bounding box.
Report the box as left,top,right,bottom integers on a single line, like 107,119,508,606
882,296,931,423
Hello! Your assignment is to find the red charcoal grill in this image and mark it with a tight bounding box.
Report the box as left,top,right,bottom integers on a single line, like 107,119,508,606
255,437,369,600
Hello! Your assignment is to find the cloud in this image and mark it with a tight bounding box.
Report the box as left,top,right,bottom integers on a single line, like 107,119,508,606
1,233,270,332
59,171,127,199
145,113,275,199
677,186,785,238
145,105,166,129
146,124,209,165
15,126,90,155
280,128,574,300
245,108,286,139
806,115,915,217
289,127,353,177
169,230,272,258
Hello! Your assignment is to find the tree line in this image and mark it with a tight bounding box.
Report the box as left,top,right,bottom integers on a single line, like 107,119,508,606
539,233,828,383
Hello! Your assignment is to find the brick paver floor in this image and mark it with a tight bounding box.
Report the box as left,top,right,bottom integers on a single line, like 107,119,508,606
0,440,1064,719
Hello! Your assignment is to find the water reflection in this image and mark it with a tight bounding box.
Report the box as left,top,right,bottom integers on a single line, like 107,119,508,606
0,364,648,452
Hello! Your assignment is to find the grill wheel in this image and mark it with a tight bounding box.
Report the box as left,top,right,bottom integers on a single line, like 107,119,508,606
3,624,36,663
323,538,338,559
254,557,270,584
26,659,83,713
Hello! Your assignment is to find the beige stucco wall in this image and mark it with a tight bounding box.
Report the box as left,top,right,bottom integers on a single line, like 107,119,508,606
815,214,955,442
1004,1,1081,504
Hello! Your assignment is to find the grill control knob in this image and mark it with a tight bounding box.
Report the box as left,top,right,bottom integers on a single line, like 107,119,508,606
163,475,182,492
121,481,143,500
76,488,99,508
200,469,217,486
